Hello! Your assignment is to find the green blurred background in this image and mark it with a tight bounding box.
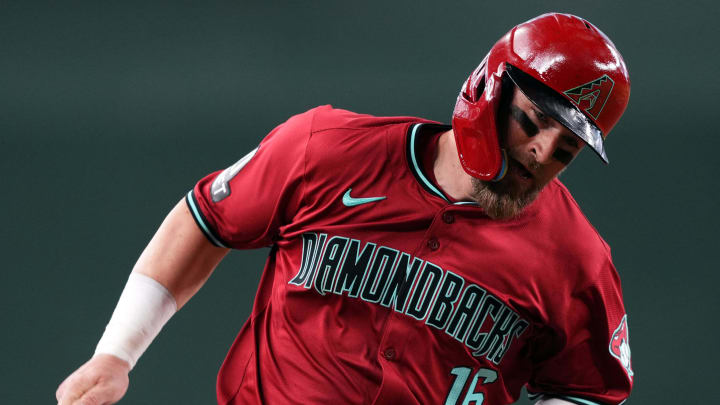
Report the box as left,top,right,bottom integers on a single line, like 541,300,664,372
1,0,717,403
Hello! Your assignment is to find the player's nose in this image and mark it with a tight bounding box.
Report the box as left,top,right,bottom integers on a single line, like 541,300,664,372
528,128,562,165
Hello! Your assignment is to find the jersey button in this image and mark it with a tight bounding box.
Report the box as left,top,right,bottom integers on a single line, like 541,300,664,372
442,212,455,224
427,238,440,251
382,348,396,360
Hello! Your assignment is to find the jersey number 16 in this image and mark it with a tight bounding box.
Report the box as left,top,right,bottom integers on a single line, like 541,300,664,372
444,366,498,405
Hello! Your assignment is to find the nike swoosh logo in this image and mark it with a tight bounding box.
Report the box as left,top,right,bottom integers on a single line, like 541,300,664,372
342,188,386,207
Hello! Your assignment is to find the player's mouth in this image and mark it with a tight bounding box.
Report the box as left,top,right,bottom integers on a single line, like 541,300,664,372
508,157,534,182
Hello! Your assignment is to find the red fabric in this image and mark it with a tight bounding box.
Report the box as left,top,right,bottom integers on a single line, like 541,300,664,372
190,106,632,405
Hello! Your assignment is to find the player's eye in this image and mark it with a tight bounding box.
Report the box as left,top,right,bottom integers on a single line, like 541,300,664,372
533,108,548,123
563,135,580,150
510,104,538,137
553,148,574,165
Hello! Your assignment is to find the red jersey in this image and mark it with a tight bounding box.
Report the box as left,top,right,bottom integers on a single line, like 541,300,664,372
186,106,633,404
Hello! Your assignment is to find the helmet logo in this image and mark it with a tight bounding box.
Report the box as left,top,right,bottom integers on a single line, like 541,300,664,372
564,75,615,120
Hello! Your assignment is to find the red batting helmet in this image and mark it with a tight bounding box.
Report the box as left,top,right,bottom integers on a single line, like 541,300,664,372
452,13,631,181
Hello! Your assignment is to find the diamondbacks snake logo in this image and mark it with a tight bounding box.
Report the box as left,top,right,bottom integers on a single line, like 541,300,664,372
609,314,633,379
564,75,615,121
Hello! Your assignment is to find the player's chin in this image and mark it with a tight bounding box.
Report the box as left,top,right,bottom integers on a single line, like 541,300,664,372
470,178,540,220
489,173,536,200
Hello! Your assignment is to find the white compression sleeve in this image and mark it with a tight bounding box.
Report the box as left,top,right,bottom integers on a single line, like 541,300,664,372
94,272,177,369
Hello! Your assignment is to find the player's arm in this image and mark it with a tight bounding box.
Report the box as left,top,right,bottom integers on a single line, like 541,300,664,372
132,198,229,309
56,199,229,405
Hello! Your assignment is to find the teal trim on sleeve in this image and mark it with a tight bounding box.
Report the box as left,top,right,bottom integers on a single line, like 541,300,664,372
185,190,229,249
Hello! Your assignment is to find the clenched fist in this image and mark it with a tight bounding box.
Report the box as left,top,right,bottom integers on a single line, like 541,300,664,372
56,354,130,405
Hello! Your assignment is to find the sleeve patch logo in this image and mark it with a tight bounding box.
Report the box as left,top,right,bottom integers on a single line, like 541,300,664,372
211,146,259,202
609,314,633,380
563,75,615,121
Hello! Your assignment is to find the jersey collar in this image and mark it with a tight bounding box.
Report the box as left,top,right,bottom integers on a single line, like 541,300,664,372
406,123,479,206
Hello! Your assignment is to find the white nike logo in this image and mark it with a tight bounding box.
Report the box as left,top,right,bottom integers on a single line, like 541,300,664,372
342,188,386,207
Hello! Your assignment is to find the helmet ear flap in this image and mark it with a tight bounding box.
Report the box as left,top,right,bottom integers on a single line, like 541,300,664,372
452,59,506,181
464,60,488,102
472,76,486,102
462,76,485,103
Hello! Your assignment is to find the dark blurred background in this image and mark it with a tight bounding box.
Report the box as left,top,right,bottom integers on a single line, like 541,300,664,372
1,0,717,403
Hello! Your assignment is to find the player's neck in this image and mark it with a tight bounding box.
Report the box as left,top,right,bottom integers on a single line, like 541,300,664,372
434,130,476,202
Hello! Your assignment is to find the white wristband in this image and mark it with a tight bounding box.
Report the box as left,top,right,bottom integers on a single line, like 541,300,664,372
94,272,177,369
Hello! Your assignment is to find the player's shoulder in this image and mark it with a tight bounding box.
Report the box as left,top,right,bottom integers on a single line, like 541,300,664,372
541,178,612,255
259,105,393,151
300,105,437,160
537,179,622,289
263,105,435,168
304,104,433,133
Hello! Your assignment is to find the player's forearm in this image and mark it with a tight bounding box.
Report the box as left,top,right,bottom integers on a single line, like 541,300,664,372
132,198,229,309
57,202,227,402
93,198,229,369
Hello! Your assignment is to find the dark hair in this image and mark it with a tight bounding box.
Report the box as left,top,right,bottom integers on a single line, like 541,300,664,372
494,74,517,144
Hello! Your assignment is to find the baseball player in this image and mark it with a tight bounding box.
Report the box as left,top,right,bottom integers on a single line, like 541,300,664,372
57,13,633,405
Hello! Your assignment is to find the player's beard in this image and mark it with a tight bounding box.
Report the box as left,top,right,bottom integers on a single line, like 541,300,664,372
469,157,543,220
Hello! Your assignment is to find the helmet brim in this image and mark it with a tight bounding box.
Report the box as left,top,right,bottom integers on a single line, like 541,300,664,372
505,63,609,163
